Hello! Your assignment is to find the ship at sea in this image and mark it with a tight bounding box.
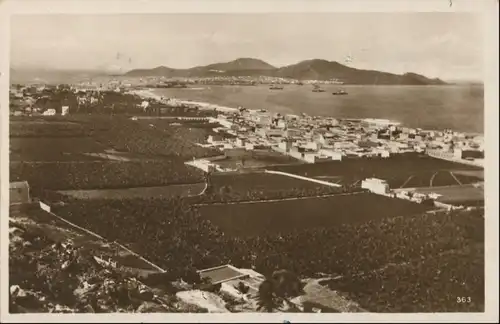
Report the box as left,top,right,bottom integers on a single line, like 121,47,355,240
312,84,326,93
332,89,348,95
269,84,284,90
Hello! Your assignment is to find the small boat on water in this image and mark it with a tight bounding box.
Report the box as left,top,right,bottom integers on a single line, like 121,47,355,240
312,84,325,92
332,89,348,95
269,85,284,90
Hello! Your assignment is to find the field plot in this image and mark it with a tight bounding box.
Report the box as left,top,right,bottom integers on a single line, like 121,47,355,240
10,120,89,137
396,184,484,206
136,118,219,143
199,193,432,237
93,117,221,159
10,115,220,161
330,244,484,312
452,169,484,180
58,183,207,200
214,152,303,170
10,137,108,161
10,160,205,193
199,172,343,203
268,154,483,189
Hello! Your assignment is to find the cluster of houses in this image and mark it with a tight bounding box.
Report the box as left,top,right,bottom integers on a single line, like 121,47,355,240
9,84,72,116
194,108,484,167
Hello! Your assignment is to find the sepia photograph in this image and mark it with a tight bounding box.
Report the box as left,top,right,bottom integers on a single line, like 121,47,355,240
1,0,498,322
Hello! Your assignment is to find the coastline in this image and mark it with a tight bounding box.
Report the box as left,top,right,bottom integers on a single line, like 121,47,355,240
130,88,239,113
129,88,483,139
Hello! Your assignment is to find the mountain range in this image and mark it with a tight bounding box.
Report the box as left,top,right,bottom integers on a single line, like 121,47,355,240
10,58,448,85
125,58,447,85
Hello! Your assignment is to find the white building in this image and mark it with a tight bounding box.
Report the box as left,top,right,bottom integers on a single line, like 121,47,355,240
361,178,390,195
245,143,255,151
319,149,342,161
42,109,56,116
277,119,287,129
278,141,293,152
61,106,69,116
305,141,319,151
375,149,391,158
235,138,246,147
140,101,150,110
362,118,401,129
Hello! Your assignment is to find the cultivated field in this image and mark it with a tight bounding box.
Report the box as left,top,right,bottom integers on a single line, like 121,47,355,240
58,183,207,200
213,151,303,170
10,137,108,161
199,192,433,237
9,116,214,197
195,171,350,203
10,119,88,137
452,169,484,180
267,153,483,189
11,161,205,195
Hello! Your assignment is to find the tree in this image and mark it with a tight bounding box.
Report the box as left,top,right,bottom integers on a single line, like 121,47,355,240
256,279,279,312
256,269,304,313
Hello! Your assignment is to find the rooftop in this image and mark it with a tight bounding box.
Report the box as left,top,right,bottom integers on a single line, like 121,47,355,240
198,264,247,285
10,181,30,189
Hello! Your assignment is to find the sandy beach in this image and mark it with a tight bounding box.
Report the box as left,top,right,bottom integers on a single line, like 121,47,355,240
130,89,238,113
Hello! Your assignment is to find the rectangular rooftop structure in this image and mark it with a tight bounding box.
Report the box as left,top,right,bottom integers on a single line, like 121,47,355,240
198,264,248,285
9,181,30,205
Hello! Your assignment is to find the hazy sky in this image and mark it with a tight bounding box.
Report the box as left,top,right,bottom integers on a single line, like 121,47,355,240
11,13,483,80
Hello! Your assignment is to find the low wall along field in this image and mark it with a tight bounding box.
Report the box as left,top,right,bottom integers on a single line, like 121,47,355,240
199,192,433,237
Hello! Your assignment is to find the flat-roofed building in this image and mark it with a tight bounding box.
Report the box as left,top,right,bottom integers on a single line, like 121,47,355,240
362,118,400,129
10,181,30,205
361,178,390,195
197,264,265,300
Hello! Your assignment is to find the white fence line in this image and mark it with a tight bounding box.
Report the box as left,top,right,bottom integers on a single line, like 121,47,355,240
264,170,342,188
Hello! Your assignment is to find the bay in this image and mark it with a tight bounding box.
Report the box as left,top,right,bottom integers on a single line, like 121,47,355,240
153,84,484,133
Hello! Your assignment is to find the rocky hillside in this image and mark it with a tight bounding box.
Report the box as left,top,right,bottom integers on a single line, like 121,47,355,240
8,205,231,313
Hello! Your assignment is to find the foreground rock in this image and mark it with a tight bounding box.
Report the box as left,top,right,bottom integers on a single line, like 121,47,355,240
176,290,229,313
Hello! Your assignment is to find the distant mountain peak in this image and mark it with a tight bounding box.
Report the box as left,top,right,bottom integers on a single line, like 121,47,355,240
205,58,276,71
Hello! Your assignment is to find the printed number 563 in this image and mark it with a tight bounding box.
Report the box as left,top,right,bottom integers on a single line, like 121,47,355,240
457,297,471,303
